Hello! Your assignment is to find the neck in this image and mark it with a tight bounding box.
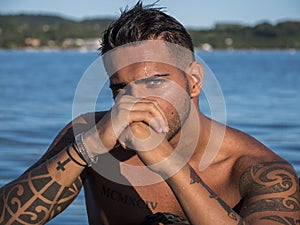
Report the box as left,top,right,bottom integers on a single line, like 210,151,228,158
169,103,212,165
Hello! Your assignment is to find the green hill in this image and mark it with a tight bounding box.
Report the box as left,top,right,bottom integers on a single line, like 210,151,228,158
190,21,300,49
0,14,113,49
0,14,299,49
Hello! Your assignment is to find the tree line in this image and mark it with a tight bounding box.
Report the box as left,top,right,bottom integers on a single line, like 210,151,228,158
0,14,299,49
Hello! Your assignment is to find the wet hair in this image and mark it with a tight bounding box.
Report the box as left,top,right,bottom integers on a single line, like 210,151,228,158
100,1,194,55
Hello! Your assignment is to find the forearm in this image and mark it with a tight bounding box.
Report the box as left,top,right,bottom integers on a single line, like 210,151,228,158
166,165,247,225
0,144,86,225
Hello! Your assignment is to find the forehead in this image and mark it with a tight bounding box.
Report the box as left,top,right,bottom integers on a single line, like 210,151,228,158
110,61,181,84
102,40,193,77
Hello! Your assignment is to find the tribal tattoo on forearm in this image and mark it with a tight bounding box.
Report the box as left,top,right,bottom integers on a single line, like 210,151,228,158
239,161,300,224
0,159,82,224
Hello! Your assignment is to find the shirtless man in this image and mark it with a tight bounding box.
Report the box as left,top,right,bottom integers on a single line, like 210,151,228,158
1,2,299,225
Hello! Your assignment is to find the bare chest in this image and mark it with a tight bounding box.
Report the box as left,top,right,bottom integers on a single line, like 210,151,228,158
85,170,184,224
84,161,240,225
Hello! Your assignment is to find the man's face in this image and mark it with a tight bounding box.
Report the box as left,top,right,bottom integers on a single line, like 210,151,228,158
110,61,192,140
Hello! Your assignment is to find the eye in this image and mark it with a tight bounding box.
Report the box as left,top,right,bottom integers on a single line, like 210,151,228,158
144,79,166,88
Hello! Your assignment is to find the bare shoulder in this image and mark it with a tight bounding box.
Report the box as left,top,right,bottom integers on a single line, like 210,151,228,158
226,127,300,224
224,125,285,167
26,111,107,171
224,125,298,189
47,111,107,153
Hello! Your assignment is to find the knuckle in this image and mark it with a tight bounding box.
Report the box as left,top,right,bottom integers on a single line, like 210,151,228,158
145,112,154,121
149,99,159,107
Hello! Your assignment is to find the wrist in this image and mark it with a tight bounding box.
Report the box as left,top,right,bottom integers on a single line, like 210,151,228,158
83,126,111,155
74,133,98,167
67,143,87,167
147,151,187,180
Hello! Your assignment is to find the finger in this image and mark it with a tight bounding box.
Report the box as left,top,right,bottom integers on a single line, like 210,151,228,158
119,122,165,152
113,105,163,134
114,88,126,102
127,111,165,133
117,103,168,133
133,99,168,127
117,95,166,121
117,97,169,130
117,138,127,150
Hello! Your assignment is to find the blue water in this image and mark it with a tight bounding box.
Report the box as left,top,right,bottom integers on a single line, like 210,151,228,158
0,50,299,224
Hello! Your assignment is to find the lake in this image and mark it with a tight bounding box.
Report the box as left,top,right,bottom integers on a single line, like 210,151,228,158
0,49,299,224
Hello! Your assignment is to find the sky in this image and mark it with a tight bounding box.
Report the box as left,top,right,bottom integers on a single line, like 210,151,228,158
1,0,300,28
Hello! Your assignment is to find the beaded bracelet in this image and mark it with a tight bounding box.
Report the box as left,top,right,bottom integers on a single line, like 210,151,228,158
74,133,98,167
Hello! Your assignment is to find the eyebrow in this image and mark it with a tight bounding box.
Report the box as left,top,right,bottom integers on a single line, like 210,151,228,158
109,82,127,91
134,73,170,84
109,73,170,89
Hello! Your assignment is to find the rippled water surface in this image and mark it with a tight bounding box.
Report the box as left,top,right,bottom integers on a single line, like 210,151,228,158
0,50,299,224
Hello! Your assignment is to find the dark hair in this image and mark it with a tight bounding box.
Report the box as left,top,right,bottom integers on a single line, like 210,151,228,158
100,1,194,55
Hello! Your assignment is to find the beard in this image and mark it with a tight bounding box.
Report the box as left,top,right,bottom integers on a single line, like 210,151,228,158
166,79,191,141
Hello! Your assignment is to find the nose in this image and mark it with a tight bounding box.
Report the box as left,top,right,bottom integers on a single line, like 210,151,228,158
130,84,142,97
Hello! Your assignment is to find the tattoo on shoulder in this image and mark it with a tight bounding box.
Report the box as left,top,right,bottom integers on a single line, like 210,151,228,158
0,163,82,224
239,161,300,219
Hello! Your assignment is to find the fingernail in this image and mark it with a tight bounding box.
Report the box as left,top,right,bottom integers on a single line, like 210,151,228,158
163,126,169,133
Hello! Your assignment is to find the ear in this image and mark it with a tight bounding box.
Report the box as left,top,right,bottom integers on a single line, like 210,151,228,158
187,61,204,98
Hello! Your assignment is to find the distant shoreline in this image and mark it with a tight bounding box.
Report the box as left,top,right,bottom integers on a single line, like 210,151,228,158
1,14,300,50
0,47,298,53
